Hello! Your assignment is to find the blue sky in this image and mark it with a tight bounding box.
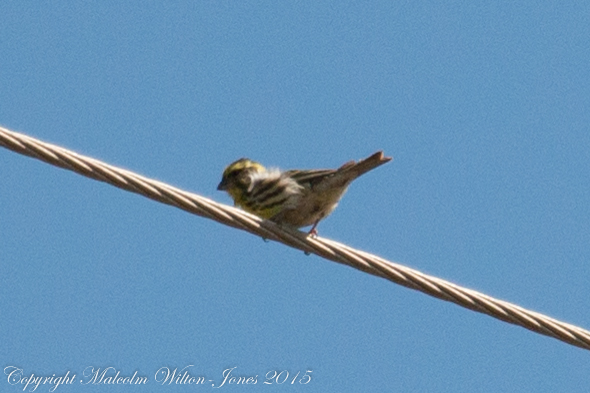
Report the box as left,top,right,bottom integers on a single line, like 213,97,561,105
2,1,590,391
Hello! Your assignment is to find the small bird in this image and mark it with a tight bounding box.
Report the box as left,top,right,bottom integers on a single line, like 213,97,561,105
217,151,392,235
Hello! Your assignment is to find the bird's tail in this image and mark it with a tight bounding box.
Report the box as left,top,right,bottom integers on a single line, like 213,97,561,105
338,151,392,179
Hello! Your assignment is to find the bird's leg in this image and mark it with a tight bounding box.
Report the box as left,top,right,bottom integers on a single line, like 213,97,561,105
307,220,320,237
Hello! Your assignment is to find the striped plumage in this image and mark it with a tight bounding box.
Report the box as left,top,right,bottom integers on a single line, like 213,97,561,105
217,151,392,234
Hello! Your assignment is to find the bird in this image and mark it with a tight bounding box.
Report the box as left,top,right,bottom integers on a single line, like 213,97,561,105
217,151,392,235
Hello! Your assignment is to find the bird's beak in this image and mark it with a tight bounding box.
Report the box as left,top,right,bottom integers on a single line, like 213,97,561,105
217,180,227,191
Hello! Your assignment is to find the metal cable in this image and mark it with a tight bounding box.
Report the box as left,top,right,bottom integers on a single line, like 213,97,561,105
1,125,589,351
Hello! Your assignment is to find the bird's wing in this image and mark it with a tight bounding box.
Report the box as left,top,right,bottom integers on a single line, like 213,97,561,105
283,169,337,188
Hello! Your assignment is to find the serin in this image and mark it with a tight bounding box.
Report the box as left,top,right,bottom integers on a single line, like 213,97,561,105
217,151,392,235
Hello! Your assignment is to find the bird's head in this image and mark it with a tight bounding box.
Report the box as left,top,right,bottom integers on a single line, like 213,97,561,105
217,158,266,200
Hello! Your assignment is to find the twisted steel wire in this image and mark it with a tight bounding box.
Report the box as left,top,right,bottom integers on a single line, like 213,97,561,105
1,125,589,351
